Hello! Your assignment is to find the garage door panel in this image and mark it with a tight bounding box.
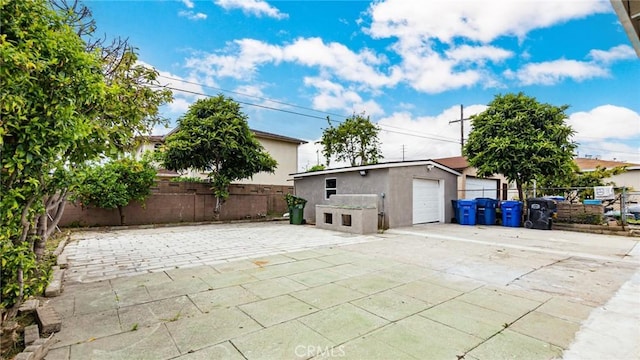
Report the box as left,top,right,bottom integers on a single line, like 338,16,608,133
413,179,441,224
466,178,498,199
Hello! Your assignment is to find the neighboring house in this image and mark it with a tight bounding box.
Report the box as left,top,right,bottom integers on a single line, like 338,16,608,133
292,160,461,229
574,157,640,191
433,156,508,200
135,129,307,186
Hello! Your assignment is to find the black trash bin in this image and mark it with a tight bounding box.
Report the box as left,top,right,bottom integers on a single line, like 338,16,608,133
524,198,557,230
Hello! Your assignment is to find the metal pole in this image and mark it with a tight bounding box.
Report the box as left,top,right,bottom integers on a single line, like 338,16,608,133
460,104,464,153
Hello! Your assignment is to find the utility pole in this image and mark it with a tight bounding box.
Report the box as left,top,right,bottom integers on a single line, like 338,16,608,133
449,104,472,155
401,144,406,161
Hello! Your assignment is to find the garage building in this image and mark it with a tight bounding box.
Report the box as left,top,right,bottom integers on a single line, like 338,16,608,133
292,160,460,229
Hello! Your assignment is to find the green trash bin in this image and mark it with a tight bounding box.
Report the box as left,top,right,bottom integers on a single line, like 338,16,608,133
289,204,305,225
285,194,307,225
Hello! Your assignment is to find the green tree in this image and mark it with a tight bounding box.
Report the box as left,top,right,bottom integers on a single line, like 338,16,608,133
321,112,382,166
0,0,170,311
464,93,577,201
161,95,277,216
72,159,157,225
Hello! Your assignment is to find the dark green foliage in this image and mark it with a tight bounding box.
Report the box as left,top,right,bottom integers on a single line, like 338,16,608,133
160,95,277,215
72,159,157,224
321,113,382,166
464,93,577,200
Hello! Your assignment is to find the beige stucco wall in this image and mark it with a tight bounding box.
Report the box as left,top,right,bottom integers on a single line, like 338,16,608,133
457,167,506,199
606,169,640,191
236,137,299,186
135,136,301,186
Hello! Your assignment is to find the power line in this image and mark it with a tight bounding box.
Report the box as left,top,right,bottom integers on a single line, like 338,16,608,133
154,84,465,145
157,74,350,120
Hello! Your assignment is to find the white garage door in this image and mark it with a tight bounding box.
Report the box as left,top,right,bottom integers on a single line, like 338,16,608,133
412,179,441,224
466,177,498,199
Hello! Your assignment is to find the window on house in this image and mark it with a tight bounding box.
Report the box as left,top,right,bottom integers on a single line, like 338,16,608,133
341,214,352,227
325,178,337,199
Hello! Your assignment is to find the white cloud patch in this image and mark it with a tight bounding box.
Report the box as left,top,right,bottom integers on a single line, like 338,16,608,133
303,77,384,117
178,10,207,20
181,0,194,9
366,0,610,44
186,37,400,89
215,0,288,19
506,59,609,85
568,105,640,141
588,45,636,64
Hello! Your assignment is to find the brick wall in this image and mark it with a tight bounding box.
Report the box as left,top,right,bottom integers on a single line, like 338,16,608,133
59,182,294,227
556,203,603,224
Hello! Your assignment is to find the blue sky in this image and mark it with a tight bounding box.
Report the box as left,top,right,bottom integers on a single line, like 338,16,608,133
86,0,640,169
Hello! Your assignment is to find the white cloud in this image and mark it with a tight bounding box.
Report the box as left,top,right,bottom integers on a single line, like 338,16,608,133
588,45,636,64
167,97,192,114
186,37,400,89
366,0,610,44
445,45,513,63
506,59,609,85
568,105,640,141
215,0,288,19
303,77,384,117
178,10,207,20
181,0,194,9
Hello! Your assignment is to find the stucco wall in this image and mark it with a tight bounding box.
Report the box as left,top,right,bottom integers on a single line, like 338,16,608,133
606,169,640,191
294,164,459,229
236,137,299,186
294,169,390,228
386,166,458,228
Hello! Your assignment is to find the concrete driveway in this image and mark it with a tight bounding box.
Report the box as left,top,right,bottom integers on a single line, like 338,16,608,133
45,222,639,360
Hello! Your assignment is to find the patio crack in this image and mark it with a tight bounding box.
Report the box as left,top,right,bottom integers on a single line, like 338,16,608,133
506,256,572,287
457,299,549,359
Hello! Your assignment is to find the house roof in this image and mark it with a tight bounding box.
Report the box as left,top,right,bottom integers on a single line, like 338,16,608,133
291,159,461,178
431,156,640,172
152,127,307,145
432,156,469,171
251,129,307,144
574,158,640,171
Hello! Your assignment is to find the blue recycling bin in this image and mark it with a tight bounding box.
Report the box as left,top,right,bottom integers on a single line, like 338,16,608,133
458,199,477,225
501,201,523,227
476,198,498,225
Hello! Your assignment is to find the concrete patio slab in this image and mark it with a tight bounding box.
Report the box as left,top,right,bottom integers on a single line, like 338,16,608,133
69,324,180,360
298,303,389,344
420,299,515,339
370,316,482,359
172,342,245,360
351,289,429,321
238,295,318,327
392,279,464,305
231,320,332,360
188,285,260,312
466,329,564,360
241,276,308,299
291,283,364,309
164,307,262,353
509,310,582,349
45,222,639,360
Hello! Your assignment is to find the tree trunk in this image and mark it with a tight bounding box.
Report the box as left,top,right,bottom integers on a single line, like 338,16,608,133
45,192,67,239
516,180,524,202
214,196,221,221
118,206,125,226
34,212,47,261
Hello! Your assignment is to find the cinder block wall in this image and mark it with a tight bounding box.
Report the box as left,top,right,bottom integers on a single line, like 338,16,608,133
59,181,294,227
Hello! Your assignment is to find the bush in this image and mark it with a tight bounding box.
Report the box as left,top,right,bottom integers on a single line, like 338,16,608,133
285,193,307,209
